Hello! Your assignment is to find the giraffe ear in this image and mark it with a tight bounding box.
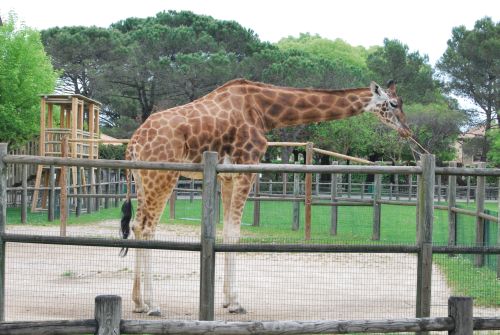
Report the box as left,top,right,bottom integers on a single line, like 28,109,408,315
387,80,397,95
370,82,381,96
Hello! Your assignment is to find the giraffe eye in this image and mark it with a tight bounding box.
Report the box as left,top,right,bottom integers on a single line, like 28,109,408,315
389,101,398,108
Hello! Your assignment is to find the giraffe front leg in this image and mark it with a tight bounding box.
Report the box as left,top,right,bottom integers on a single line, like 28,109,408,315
132,247,148,313
220,178,234,309
222,174,254,314
143,247,161,316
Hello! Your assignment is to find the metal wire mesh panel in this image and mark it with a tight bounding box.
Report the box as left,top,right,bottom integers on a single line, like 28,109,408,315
433,252,500,319
214,252,420,321
456,209,499,271
5,243,200,321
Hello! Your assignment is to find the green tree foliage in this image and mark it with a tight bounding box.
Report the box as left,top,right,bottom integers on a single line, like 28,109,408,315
98,144,126,160
437,17,499,126
405,103,467,162
487,129,500,166
41,26,118,97
0,13,58,148
437,17,499,161
367,39,439,104
277,33,369,72
106,10,267,126
310,113,377,157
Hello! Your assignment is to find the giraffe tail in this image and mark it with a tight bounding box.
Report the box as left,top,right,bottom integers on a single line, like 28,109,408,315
119,169,133,257
119,199,132,257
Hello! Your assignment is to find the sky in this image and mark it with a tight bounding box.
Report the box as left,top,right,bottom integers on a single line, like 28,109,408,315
1,0,498,66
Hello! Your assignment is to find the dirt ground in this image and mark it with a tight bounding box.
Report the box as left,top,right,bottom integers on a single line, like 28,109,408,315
4,220,498,322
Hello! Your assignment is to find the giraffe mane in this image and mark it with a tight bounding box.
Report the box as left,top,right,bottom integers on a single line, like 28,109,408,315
215,78,370,95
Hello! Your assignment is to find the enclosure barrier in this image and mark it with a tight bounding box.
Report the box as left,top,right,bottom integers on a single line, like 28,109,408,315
1,295,499,334
1,144,500,332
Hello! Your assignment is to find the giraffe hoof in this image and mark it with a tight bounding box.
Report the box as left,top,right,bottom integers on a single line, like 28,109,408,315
133,306,149,313
147,308,162,317
228,305,246,314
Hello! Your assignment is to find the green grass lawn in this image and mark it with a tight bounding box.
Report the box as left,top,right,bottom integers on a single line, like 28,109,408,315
6,197,500,307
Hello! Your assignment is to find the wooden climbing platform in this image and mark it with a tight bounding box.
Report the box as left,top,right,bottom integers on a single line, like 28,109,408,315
31,94,102,212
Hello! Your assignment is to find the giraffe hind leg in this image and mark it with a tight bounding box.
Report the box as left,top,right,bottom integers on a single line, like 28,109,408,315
131,169,179,316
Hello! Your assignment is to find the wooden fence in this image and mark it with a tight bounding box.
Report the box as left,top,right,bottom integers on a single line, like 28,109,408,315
1,295,499,334
1,144,500,332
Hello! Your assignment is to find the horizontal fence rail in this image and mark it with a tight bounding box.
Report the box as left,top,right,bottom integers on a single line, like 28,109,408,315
5,154,500,177
2,233,499,254
3,154,204,172
435,166,500,177
2,295,499,334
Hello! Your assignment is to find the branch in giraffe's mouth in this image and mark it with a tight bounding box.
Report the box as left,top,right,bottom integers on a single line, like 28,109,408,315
407,136,431,156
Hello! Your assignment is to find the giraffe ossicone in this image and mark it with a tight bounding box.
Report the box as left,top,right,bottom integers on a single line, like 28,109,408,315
120,78,411,316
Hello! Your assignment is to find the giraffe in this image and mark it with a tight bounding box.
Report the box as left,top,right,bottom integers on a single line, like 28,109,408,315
120,78,412,316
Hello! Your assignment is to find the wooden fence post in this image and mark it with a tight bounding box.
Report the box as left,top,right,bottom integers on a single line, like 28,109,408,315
253,173,260,227
304,142,313,240
199,151,218,321
475,162,486,267
169,190,176,220
372,174,382,241
395,173,400,200
416,154,435,322
87,168,93,215
416,161,421,233
409,174,413,201
466,176,471,205
60,137,68,237
315,173,320,196
330,161,338,236
448,296,473,335
104,168,110,209
497,178,500,279
283,172,288,195
447,162,457,254
347,173,352,198
76,167,82,217
95,295,121,335
190,179,195,203
115,168,121,208
96,168,102,212
292,165,300,231
21,164,27,224
437,175,442,203
215,182,221,225
0,143,7,321
48,164,55,222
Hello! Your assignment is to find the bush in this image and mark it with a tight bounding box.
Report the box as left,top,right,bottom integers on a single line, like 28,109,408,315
98,144,126,160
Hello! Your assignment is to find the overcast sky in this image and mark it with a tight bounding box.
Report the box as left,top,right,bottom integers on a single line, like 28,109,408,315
2,0,498,66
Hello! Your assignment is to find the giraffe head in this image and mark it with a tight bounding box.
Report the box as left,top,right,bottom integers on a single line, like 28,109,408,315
367,80,412,138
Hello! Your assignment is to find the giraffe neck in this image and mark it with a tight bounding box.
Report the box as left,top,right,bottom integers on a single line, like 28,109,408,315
233,81,374,130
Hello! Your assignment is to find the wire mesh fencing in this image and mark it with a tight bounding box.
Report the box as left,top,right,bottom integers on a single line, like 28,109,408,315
5,243,200,321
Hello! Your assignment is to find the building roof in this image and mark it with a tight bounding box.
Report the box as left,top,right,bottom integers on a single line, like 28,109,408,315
40,94,102,106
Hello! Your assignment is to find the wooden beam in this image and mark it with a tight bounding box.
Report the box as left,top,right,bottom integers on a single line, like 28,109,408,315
416,154,435,323
0,143,7,321
267,142,307,147
71,97,78,159
60,137,68,236
313,147,374,165
304,142,313,240
88,103,95,160
475,162,486,267
199,152,218,320
448,162,457,254
39,97,46,156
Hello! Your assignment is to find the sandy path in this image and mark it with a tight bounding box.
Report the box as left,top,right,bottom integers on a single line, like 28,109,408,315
4,221,497,322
